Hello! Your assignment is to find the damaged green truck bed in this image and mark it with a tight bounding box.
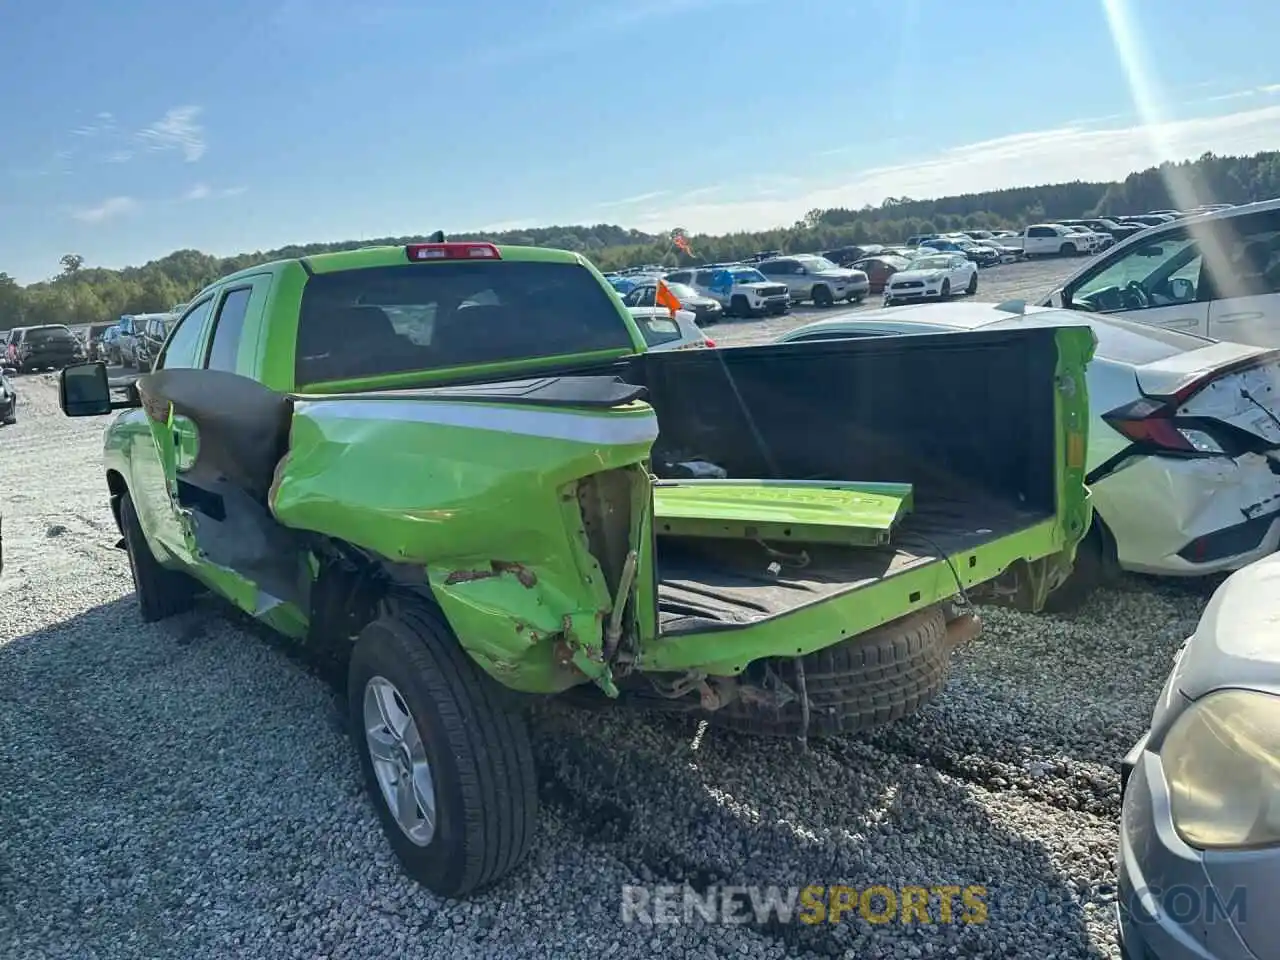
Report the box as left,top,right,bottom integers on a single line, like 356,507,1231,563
60,240,1093,899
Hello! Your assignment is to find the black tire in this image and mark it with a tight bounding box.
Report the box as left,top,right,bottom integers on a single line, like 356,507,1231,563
119,490,198,622
884,297,896,307
348,600,538,898
966,273,978,295
1060,242,1076,256
728,294,749,317
941,280,951,298
812,285,834,307
1041,520,1116,613
707,606,953,738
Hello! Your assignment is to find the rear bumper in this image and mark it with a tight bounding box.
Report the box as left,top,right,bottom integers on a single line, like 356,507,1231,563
1094,452,1280,576
21,353,78,368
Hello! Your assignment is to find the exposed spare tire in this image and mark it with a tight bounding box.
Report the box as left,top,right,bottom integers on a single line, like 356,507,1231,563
705,605,964,738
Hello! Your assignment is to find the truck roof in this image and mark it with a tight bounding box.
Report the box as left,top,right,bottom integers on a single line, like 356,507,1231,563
216,242,584,288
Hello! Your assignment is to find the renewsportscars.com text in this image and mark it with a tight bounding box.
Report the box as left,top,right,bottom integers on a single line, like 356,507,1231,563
621,884,988,926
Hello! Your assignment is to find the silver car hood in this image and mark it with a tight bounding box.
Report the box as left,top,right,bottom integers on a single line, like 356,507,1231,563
1164,553,1280,705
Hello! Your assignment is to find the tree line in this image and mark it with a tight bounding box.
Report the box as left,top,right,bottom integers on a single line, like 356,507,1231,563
3,150,1278,332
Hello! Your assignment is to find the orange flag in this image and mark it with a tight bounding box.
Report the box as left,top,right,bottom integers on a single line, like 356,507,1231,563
655,278,683,317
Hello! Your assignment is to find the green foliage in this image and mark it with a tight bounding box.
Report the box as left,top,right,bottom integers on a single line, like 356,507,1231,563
2,151,1278,332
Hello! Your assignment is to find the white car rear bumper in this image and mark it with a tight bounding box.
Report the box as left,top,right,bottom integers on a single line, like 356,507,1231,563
1095,451,1280,576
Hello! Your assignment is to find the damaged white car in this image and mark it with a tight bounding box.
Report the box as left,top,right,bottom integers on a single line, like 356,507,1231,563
773,301,1280,606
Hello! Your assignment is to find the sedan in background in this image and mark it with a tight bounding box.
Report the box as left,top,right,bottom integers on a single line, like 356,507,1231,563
625,306,715,352
883,253,978,304
622,279,724,325
774,301,1280,608
850,255,911,294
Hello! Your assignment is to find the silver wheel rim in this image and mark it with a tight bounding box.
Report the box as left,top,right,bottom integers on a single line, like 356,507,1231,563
363,676,437,846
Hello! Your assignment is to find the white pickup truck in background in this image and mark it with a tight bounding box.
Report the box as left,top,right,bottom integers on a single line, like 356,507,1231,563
994,223,1100,257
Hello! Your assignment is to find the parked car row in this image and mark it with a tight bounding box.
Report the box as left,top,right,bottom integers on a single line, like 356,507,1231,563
1,324,85,372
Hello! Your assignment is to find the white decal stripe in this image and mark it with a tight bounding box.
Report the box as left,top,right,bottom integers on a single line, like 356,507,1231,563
294,399,659,446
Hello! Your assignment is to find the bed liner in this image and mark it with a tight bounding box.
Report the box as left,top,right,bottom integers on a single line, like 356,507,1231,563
656,495,1049,635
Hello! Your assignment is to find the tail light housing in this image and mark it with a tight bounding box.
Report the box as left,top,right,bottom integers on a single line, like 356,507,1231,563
405,242,501,261
1102,396,1225,455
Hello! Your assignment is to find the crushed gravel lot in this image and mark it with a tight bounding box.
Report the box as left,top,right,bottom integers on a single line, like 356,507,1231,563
0,259,1221,959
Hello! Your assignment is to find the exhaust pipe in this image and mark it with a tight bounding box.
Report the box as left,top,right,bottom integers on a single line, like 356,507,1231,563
945,610,982,649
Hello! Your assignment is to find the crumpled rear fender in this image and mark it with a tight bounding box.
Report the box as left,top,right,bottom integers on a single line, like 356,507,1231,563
269,396,658,694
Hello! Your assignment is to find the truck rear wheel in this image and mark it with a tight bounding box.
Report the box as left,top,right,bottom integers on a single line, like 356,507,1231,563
119,490,198,622
707,606,957,738
348,600,538,898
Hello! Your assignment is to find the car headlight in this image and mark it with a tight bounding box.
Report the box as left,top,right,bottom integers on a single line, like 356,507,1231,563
1163,689,1280,849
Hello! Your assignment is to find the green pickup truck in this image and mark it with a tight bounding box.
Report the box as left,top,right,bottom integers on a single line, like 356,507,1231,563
59,239,1093,897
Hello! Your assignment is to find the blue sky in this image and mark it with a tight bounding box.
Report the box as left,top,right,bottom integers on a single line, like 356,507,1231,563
2,0,1279,284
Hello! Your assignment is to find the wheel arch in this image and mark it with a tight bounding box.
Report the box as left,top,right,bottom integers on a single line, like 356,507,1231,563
105,468,128,533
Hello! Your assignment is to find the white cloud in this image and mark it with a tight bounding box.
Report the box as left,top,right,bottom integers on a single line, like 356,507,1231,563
104,150,134,163
182,183,247,201
71,112,116,138
596,190,670,208
71,196,138,224
626,101,1280,235
137,106,206,162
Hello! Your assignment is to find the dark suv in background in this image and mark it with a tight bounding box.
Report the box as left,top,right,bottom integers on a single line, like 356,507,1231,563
12,324,84,372
134,314,175,371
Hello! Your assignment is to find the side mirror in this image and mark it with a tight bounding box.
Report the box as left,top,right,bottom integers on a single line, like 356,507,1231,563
59,362,115,417
1169,277,1195,302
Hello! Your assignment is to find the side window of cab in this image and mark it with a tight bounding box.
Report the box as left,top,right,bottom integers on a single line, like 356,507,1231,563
204,285,257,373
157,298,215,369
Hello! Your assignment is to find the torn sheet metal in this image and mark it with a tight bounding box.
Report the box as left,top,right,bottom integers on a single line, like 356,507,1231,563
1175,360,1280,446
269,395,658,694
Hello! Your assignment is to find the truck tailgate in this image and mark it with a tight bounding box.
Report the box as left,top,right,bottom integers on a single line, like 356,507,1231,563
652,479,913,546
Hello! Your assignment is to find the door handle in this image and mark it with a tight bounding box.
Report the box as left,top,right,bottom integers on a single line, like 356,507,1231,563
1213,312,1264,324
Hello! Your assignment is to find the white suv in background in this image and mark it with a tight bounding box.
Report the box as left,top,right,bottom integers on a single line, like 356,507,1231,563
665,265,790,318
1041,197,1280,345
755,254,870,306
1062,225,1111,253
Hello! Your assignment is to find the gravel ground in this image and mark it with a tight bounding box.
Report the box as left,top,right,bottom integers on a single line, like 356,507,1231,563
0,275,1219,959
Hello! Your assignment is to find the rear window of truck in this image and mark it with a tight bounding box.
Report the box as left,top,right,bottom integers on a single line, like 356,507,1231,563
27,326,74,344
294,260,635,384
